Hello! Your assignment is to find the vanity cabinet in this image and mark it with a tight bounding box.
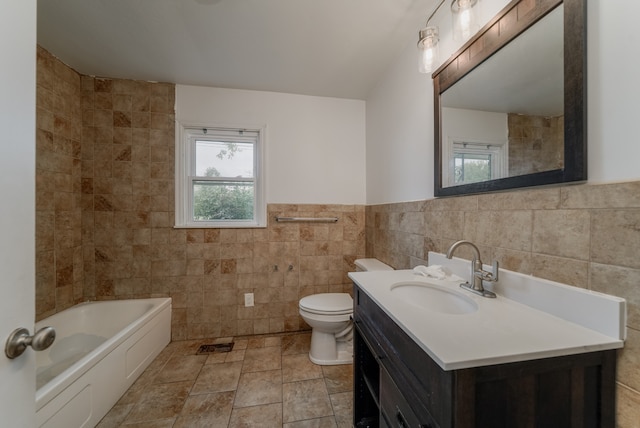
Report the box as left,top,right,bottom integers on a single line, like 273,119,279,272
353,284,617,428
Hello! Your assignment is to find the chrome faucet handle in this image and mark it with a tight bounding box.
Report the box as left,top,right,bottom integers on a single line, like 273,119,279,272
474,260,499,282
492,260,499,281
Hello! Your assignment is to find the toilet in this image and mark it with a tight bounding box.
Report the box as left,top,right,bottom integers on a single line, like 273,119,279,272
299,258,393,365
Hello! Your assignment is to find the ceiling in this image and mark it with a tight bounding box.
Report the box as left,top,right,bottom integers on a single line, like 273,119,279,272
37,0,436,100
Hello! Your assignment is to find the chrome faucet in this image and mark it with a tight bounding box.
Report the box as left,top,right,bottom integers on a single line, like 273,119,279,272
446,240,498,298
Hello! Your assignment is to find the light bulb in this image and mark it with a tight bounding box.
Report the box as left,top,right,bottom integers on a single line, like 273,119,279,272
418,27,439,74
452,0,478,42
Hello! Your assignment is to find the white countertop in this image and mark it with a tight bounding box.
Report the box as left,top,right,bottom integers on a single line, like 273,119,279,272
349,259,626,371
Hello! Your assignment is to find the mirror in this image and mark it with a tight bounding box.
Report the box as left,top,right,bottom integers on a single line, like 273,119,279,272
433,0,586,197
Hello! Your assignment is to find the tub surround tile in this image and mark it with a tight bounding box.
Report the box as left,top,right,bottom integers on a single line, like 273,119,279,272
39,47,365,337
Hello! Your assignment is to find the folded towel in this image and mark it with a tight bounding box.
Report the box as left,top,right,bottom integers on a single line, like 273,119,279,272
413,265,464,282
413,265,446,279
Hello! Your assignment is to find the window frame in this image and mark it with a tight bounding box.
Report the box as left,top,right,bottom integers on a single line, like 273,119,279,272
175,122,266,228
442,137,507,187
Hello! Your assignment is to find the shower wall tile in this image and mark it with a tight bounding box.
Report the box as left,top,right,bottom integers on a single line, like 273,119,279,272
34,46,365,340
35,46,84,319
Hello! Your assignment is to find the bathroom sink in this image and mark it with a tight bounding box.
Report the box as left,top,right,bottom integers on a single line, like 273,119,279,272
390,281,478,315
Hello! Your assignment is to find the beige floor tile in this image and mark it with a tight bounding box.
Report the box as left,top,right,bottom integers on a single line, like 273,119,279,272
121,418,176,427
105,332,353,427
205,352,228,364
96,403,134,427
123,381,192,424
233,338,249,350
321,364,353,394
234,369,283,408
283,416,338,428
247,337,266,348
154,354,207,383
164,339,204,356
281,333,311,355
330,391,353,428
242,346,282,372
283,378,333,423
191,361,243,394
228,402,283,428
282,354,323,383
265,336,282,347
224,349,246,362
173,391,234,427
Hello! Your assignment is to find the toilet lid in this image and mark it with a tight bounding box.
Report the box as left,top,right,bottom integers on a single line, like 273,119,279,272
299,293,353,315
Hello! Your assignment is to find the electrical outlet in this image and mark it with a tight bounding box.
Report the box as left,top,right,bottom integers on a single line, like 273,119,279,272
244,293,254,307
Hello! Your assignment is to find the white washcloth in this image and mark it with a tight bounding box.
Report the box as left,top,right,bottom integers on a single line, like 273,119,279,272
413,265,446,279
413,265,464,282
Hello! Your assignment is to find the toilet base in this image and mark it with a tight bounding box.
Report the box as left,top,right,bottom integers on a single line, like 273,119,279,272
308,329,353,365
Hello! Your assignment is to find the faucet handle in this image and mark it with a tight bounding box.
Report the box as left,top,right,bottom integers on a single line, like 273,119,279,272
476,260,499,282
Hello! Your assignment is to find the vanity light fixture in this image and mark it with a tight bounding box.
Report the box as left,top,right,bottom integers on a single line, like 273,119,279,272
417,0,446,74
451,0,479,41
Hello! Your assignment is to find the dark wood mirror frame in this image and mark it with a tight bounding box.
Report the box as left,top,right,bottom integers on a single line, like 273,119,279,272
433,0,586,197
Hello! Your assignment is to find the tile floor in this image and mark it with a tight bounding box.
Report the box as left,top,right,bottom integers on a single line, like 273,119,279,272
97,332,353,427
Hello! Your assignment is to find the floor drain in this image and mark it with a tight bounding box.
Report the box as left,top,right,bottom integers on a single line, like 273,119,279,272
196,343,234,354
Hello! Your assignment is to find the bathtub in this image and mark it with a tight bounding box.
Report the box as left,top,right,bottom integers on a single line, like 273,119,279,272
35,298,171,428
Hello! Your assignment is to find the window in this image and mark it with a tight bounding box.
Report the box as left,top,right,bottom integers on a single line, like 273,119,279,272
176,124,266,228
444,139,507,187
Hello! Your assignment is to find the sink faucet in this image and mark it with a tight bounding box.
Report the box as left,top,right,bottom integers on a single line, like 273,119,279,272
446,240,498,298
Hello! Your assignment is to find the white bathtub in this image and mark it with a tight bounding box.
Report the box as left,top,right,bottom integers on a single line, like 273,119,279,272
35,298,171,428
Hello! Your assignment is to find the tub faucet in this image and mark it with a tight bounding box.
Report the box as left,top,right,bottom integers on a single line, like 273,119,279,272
446,240,498,298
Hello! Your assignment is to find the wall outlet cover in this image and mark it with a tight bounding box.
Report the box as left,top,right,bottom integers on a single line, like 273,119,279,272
244,293,254,307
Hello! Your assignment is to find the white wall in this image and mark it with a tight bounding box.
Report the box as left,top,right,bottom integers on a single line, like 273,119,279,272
176,85,366,204
366,0,640,204
587,0,640,183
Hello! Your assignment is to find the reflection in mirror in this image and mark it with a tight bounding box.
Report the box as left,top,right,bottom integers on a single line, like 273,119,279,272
441,6,563,187
433,0,586,197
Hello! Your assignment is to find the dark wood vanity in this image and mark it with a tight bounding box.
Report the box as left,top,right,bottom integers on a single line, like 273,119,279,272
353,284,617,428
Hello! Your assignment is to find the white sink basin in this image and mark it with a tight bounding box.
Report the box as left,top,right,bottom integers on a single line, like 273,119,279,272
390,281,478,315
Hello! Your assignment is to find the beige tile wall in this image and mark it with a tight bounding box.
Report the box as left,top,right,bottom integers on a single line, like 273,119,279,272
35,46,365,341
366,181,640,423
508,113,564,176
36,46,84,316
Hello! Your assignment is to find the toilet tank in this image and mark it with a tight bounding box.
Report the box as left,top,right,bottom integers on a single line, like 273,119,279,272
354,258,393,272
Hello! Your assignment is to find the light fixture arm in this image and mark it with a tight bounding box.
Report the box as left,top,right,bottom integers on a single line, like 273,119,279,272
424,0,447,28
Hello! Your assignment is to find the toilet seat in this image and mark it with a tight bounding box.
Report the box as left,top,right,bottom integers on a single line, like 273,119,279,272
299,293,353,316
